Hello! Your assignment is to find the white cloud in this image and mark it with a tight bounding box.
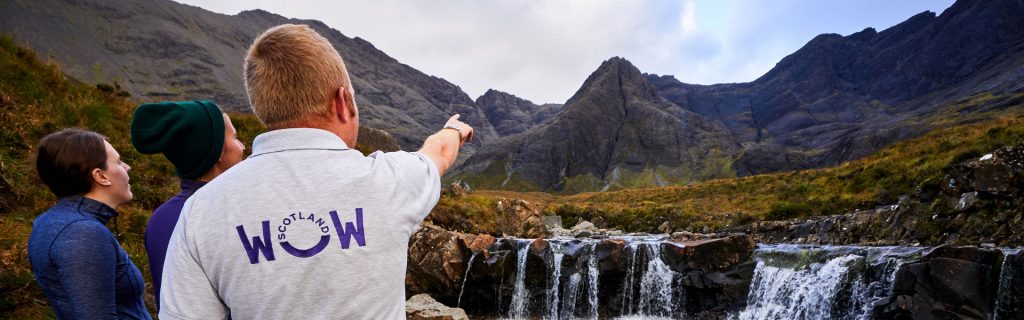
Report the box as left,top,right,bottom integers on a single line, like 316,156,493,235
174,0,954,104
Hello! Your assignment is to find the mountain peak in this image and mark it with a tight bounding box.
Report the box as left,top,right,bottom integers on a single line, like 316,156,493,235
565,56,654,106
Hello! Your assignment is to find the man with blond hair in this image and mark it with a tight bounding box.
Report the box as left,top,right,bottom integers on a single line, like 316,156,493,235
158,24,473,319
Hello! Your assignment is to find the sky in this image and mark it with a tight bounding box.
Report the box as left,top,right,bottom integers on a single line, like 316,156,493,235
175,0,956,105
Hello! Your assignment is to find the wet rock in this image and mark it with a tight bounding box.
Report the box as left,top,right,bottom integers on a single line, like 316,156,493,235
407,223,467,301
458,233,495,254
571,221,596,232
595,239,627,271
662,234,757,272
660,234,758,315
542,215,563,229
574,230,593,238
874,246,1004,319
496,199,548,238
955,191,979,211
658,221,674,234
406,294,469,320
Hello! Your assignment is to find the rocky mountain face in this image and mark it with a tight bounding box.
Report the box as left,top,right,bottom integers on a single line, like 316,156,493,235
456,58,739,192
650,0,1024,175
456,0,1024,191
0,0,499,155
475,89,562,136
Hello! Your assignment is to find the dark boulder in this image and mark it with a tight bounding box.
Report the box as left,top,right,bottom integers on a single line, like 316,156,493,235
874,246,1004,319
661,234,757,316
407,223,470,303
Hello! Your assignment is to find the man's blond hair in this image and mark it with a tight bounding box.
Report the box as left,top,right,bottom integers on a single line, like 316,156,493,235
245,24,350,127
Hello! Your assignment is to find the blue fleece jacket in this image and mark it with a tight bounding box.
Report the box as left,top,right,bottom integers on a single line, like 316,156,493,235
28,196,151,320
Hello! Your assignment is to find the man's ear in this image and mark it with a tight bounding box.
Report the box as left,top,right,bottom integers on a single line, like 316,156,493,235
335,86,353,124
91,168,112,186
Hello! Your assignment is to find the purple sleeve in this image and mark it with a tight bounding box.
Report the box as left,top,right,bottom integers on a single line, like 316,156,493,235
145,198,187,310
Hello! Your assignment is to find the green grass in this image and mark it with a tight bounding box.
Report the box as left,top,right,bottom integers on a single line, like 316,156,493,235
430,113,1024,234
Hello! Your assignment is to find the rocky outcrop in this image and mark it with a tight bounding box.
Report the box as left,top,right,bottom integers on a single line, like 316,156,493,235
476,89,562,136
661,235,757,315
456,57,739,192
406,294,469,320
495,199,547,238
406,222,496,304
733,141,1024,247
874,246,1005,319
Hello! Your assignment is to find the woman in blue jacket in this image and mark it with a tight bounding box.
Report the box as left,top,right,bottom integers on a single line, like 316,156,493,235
28,128,150,319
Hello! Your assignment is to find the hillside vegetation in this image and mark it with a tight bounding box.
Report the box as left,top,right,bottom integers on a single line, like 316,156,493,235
433,105,1024,235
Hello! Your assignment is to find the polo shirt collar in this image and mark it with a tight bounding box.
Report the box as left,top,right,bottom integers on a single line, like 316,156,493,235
250,128,350,158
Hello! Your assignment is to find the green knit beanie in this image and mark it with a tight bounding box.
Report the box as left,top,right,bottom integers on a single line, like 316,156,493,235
130,100,225,180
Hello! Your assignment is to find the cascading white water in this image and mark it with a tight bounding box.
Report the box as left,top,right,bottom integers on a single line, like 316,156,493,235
509,240,531,319
620,242,640,315
560,273,582,319
457,252,478,308
847,257,902,320
736,254,862,320
637,243,674,317
586,242,600,319
993,248,1022,320
476,239,1017,320
547,243,564,320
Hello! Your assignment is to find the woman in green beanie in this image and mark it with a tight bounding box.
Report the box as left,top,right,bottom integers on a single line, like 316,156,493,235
129,100,245,310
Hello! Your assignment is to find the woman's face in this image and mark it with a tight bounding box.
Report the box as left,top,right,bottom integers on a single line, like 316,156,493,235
98,140,133,206
218,114,245,171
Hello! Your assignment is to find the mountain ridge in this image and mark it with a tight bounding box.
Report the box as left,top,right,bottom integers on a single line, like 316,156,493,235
457,0,1024,191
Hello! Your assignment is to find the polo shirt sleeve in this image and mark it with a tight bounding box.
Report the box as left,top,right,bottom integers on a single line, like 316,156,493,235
374,151,441,234
159,196,230,320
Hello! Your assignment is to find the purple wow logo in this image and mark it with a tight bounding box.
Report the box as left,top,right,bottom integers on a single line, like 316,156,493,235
235,208,366,264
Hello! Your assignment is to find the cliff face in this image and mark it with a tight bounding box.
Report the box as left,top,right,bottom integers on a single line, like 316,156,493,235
0,0,499,154
476,89,562,137
457,58,738,191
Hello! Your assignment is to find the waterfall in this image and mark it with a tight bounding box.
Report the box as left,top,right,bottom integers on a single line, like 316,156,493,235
464,238,1019,320
509,240,531,319
457,252,478,308
560,273,582,319
737,254,861,319
637,243,674,317
993,248,1022,320
734,245,922,320
546,242,564,320
586,242,600,319
620,242,640,314
617,241,677,318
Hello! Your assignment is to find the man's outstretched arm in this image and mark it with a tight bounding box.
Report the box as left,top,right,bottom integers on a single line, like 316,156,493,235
418,114,474,176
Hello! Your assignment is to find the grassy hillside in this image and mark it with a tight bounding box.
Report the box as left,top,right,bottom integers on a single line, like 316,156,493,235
0,34,398,318
431,109,1024,235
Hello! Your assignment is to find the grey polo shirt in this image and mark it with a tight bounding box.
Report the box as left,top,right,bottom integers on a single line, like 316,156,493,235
159,128,440,320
